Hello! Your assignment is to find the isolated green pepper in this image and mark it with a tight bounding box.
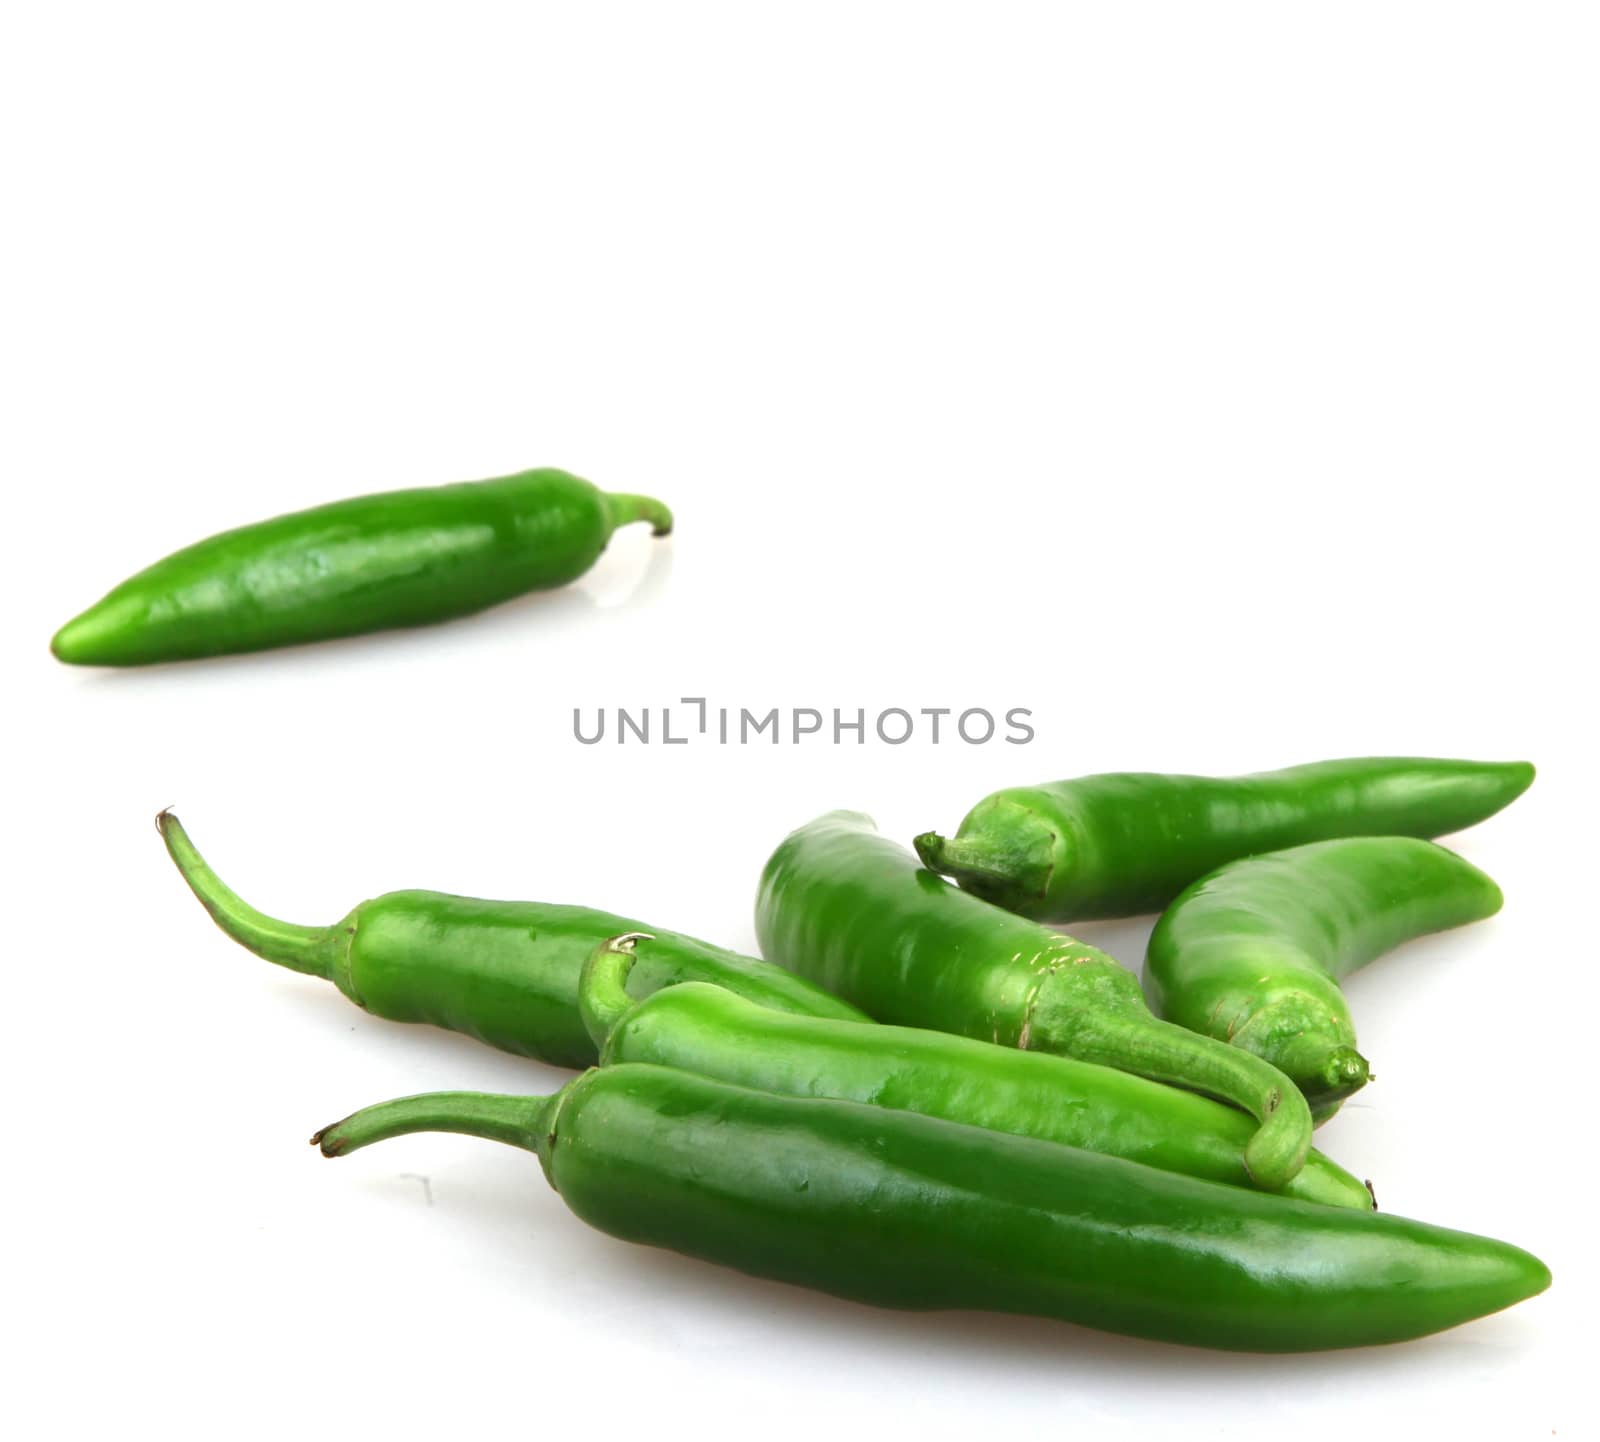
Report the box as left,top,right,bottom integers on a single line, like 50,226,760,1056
51,466,671,665
578,933,1372,1208
313,1064,1550,1352
915,756,1534,922
159,811,865,1068
1145,837,1506,1118
755,811,1314,1191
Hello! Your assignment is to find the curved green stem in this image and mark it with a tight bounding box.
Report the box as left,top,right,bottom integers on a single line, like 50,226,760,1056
606,493,674,537
312,1090,559,1162
157,810,336,977
579,932,653,1050
1074,1017,1313,1191
912,831,1003,883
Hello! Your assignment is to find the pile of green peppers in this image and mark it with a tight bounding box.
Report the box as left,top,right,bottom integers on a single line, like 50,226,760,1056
158,754,1549,1353
55,471,1549,1347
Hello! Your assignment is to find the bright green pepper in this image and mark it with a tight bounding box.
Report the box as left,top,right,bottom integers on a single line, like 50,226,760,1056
914,756,1534,922
313,1064,1550,1352
755,811,1314,1191
1145,837,1505,1119
159,811,865,1068
578,933,1372,1208
51,466,670,665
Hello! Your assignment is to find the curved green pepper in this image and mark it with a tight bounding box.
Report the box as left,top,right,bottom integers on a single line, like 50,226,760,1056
914,756,1534,922
52,466,671,665
579,933,1371,1208
159,811,865,1069
1145,837,1505,1118
754,811,1313,1191
313,1064,1550,1352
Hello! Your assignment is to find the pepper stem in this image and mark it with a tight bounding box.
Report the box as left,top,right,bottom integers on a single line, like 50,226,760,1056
1073,1015,1313,1192
1273,1037,1372,1108
579,932,653,1050
605,493,674,537
912,831,1013,889
157,810,336,978
312,1089,561,1164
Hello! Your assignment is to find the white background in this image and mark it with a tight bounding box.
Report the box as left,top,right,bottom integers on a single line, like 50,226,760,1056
4,4,1594,1438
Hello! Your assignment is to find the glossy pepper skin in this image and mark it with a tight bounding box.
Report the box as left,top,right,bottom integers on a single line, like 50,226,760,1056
578,933,1371,1208
754,811,1313,1192
313,1064,1550,1352
51,466,671,665
1146,837,1505,1120
914,757,1535,922
159,812,865,1069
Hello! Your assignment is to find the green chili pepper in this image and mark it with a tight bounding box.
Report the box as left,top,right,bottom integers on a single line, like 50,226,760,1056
159,811,865,1068
914,756,1534,922
312,1063,1549,1352
578,932,1372,1207
1145,837,1505,1119
755,811,1314,1191
51,466,671,666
